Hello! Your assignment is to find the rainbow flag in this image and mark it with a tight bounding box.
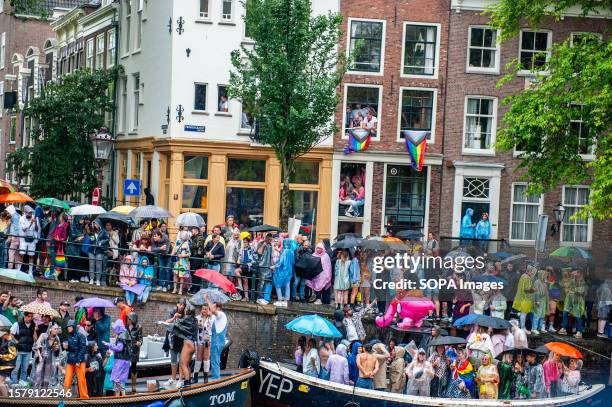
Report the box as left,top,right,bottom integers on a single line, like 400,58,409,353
344,128,371,155
453,358,475,397
402,130,428,171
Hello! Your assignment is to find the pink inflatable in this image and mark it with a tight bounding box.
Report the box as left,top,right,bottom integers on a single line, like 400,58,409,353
375,296,435,329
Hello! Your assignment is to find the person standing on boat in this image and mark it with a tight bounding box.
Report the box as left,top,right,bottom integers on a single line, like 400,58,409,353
560,358,582,395
372,343,389,391
194,303,214,383
207,294,228,381
104,319,131,396
355,343,379,390
342,299,377,343
294,336,306,373
127,313,143,393
163,298,187,388
475,352,499,399
525,351,545,399
498,352,515,399
63,319,89,398
326,343,350,385
318,340,333,380
543,351,562,397
450,348,475,397
405,348,434,396
33,323,60,388
303,338,320,378
388,346,406,393
428,344,449,397
347,341,362,384
172,305,198,387
0,322,17,397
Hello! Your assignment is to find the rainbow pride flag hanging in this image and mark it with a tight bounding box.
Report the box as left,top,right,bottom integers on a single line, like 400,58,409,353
402,130,428,172
344,128,372,155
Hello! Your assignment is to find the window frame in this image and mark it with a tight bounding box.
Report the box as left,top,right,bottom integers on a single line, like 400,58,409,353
199,0,210,20
0,32,5,69
396,86,438,144
239,104,255,133
0,80,3,118
569,103,595,160
342,83,382,141
221,0,234,22
9,115,16,144
400,21,441,79
193,82,208,112
132,74,140,131
217,84,229,113
560,185,592,245
86,38,94,69
107,29,116,68
95,34,105,70
569,31,603,47
346,17,386,76
135,0,143,51
509,182,543,244
518,29,552,75
466,25,500,74
462,95,498,156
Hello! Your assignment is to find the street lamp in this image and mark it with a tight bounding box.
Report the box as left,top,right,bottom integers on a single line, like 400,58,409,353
90,127,116,205
550,202,566,236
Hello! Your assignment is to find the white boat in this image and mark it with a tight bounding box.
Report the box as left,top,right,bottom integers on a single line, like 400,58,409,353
138,335,231,370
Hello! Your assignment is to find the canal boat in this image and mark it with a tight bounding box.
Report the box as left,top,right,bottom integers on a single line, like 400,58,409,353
252,359,607,407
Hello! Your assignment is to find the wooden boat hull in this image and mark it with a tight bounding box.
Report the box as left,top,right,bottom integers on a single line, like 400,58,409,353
253,361,607,407
0,369,254,407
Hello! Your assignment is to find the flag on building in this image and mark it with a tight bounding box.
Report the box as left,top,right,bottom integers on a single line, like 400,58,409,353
402,130,428,172
344,128,372,155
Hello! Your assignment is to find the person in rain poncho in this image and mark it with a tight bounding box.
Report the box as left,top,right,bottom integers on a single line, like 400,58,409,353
347,341,362,384
474,212,491,250
388,346,406,393
103,319,131,395
513,265,536,333
510,319,528,349
273,238,297,307
405,348,434,396
525,351,546,399
498,352,515,399
372,342,390,391
475,352,499,399
326,343,350,385
307,243,332,305
137,256,155,304
559,270,587,339
595,270,612,338
450,348,475,397
119,255,138,306
467,325,495,370
460,208,475,240
560,358,582,395
532,269,549,335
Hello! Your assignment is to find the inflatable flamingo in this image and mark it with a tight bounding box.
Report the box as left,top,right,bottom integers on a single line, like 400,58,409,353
375,296,435,329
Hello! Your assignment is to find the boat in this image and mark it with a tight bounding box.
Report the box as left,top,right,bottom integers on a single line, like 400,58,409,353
0,368,255,406
138,334,232,370
251,358,607,407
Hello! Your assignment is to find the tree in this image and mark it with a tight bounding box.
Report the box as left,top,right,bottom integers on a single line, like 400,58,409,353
7,67,120,200
487,0,612,220
229,0,346,229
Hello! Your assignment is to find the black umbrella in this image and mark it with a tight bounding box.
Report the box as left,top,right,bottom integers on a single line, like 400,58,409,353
496,347,547,361
332,237,360,249
395,230,423,240
98,212,135,228
247,224,282,233
429,336,467,346
359,239,394,251
335,232,362,241
538,257,567,269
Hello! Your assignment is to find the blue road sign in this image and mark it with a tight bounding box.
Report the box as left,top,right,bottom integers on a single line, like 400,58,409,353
123,179,141,196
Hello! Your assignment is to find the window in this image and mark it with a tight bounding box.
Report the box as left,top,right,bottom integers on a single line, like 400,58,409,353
121,76,128,132
96,34,105,70
348,19,384,73
194,83,207,111
226,187,264,228
9,116,16,143
344,85,380,137
519,30,551,73
221,0,233,21
562,186,590,243
107,29,116,68
132,74,140,130
0,81,3,118
86,38,94,69
182,186,208,209
227,158,265,182
217,85,228,112
240,105,254,130
570,104,595,156
384,165,427,234
402,23,439,76
199,0,209,19
183,156,209,179
570,32,602,47
338,162,366,223
510,184,541,241
399,88,435,141
124,1,131,54
0,32,5,69
288,161,319,184
136,0,143,50
288,190,318,239
467,26,499,72
463,96,497,153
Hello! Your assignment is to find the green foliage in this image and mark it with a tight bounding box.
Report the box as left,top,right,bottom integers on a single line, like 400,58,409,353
496,35,611,220
10,0,47,17
7,67,120,200
229,0,346,228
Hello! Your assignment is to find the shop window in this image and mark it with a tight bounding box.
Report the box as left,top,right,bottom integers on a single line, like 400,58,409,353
183,155,208,179
288,190,318,240
227,158,265,182
344,85,380,138
182,185,208,209
384,165,427,235
338,162,366,220
287,161,319,184
226,187,264,228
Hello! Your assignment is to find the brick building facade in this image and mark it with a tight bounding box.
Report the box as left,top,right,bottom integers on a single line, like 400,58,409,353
332,0,450,239
440,1,611,255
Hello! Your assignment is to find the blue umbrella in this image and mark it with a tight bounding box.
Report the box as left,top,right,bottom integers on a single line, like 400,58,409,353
453,314,511,329
286,314,342,338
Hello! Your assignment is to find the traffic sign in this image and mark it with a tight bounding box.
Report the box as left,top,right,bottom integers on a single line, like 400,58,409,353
123,179,141,196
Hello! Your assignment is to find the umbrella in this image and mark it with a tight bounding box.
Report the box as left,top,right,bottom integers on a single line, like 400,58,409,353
0,192,33,203
19,303,60,318
247,224,282,233
496,347,547,361
0,268,36,283
395,230,423,240
194,269,237,294
120,283,146,296
501,254,528,264
359,239,395,251
538,257,567,269
550,246,591,259
0,315,12,329
471,274,507,285
487,252,514,261
36,197,70,210
453,314,511,329
0,180,15,195
74,297,116,308
129,205,173,219
69,204,107,216
544,342,583,358
332,237,360,249
286,314,342,338
111,205,137,215
429,336,467,346
190,288,230,305
335,233,362,241
98,212,135,227
176,212,206,228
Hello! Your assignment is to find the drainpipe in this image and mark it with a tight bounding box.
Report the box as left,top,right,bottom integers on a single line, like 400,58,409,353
439,3,451,241
109,1,121,206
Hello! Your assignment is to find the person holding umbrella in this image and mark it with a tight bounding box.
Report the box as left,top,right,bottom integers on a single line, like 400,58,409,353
498,352,515,399
206,293,228,381
103,319,131,395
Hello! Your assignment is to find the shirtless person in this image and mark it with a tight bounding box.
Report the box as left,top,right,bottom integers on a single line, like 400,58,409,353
356,343,379,389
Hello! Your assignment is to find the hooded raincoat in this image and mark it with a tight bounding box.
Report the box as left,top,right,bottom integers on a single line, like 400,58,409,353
347,341,362,384
306,243,332,292
460,208,475,238
273,238,297,288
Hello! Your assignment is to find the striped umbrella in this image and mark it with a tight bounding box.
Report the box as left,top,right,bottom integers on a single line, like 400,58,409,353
129,205,173,219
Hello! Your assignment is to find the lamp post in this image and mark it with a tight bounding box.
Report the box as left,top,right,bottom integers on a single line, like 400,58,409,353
90,127,116,205
551,202,566,236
